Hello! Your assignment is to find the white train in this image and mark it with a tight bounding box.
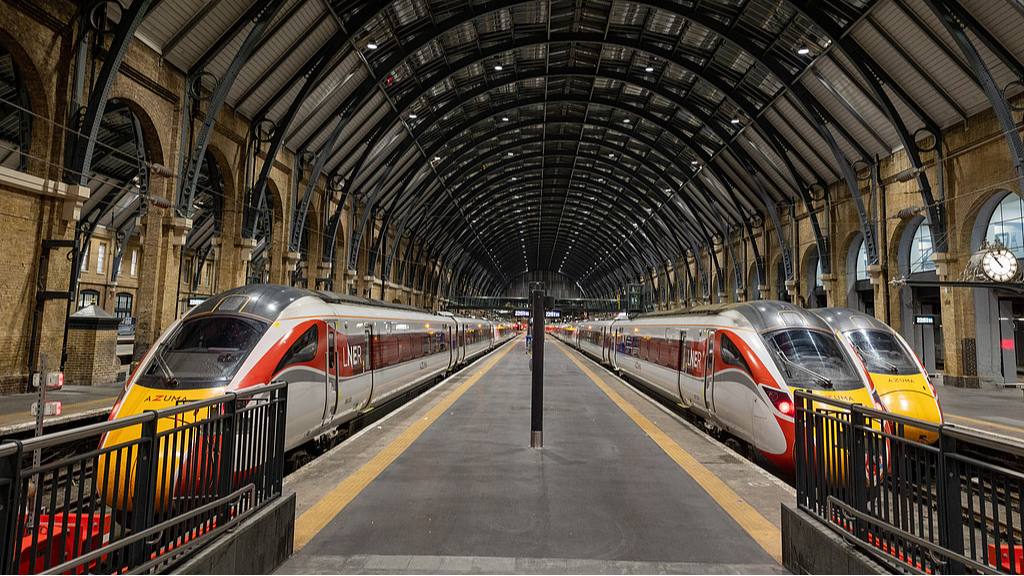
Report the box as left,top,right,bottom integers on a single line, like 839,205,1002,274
554,302,886,476
100,284,516,488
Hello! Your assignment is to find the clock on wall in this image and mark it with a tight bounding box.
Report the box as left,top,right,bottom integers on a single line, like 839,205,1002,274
960,239,1023,283
981,245,1019,282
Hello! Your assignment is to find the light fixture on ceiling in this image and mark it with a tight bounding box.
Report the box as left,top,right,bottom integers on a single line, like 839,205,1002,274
495,64,503,71
730,117,741,125
408,113,418,119
623,118,630,123
797,46,811,55
645,66,654,72
691,160,699,165
508,151,514,156
434,156,441,161
367,42,378,49
502,116,509,121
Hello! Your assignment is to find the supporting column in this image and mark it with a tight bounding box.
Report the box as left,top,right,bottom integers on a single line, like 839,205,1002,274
867,264,885,322
821,273,838,307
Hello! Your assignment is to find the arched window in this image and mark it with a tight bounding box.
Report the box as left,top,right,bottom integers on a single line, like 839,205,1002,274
114,292,133,320
909,221,936,274
855,239,868,281
985,193,1024,258
78,289,99,310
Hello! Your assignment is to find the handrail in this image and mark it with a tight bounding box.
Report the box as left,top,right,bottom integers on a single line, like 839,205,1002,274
794,390,1024,575
825,498,997,575
0,381,289,574
41,484,256,575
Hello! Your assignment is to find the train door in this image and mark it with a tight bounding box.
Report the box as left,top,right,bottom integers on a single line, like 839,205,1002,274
447,325,454,370
363,324,375,408
703,329,716,413
672,329,689,407
612,327,622,369
601,328,608,363
323,321,340,424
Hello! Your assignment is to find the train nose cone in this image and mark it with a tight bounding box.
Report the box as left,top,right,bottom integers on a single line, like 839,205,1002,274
880,390,942,444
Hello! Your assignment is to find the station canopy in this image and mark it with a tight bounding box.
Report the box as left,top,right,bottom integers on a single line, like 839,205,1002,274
135,0,1024,295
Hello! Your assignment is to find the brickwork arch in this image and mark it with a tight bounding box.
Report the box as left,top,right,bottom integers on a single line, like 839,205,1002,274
0,29,49,176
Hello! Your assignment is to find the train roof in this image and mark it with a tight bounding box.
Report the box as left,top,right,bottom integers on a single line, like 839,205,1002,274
813,307,893,333
185,284,433,323
635,300,834,333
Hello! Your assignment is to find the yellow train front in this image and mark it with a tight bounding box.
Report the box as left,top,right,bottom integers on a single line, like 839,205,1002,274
814,308,944,444
96,287,285,514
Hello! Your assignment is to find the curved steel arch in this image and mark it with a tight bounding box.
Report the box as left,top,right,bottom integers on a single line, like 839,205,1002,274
397,141,716,278
283,29,859,292
334,79,823,278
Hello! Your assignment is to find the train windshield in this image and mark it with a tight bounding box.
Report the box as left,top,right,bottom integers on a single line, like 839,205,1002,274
138,316,268,389
763,329,862,391
844,329,920,375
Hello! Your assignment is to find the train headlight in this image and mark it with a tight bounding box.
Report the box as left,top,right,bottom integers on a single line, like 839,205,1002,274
763,387,795,417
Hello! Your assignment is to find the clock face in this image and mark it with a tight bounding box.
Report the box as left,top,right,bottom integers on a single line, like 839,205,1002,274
981,247,1019,282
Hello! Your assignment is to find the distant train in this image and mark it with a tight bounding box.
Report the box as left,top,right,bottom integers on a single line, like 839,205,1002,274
553,301,893,476
98,284,516,509
813,308,943,444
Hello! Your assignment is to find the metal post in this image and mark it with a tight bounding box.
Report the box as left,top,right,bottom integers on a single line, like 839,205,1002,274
218,395,238,518
849,407,868,540
530,290,544,448
935,428,965,573
130,415,159,568
0,443,24,573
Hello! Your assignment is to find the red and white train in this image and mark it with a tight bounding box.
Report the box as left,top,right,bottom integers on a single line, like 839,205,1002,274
554,301,884,476
99,284,516,504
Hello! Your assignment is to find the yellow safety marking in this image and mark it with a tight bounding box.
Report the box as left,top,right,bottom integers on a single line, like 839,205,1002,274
551,339,783,565
293,341,516,551
946,413,1024,435
0,397,114,425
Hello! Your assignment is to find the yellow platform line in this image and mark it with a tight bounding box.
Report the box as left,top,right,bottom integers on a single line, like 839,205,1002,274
946,413,1024,435
293,341,516,551
551,339,782,564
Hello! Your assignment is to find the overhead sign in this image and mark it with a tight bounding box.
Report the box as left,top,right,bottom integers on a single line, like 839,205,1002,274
915,315,935,325
188,297,206,307
514,310,530,317
545,310,561,318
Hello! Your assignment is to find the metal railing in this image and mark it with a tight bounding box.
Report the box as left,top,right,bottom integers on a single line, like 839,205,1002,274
0,382,288,574
795,391,1024,574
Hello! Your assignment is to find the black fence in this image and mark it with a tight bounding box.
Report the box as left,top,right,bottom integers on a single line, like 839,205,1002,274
795,390,1023,574
0,382,288,574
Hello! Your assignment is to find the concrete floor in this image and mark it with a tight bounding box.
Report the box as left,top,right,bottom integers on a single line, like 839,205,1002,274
936,384,1024,441
0,383,121,436
277,339,790,575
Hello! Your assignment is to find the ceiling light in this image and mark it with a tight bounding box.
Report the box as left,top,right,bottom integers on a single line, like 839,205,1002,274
731,117,741,125
408,113,417,119
797,46,811,55
623,118,630,123
608,153,615,158
691,160,699,165
502,116,509,121
508,152,514,156
494,65,503,71
367,42,378,49
645,66,654,72
434,156,441,161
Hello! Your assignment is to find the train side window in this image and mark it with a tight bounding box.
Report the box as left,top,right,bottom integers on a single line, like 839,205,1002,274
275,325,319,374
721,334,751,375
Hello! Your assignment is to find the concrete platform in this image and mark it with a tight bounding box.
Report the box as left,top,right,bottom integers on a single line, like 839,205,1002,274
0,383,121,437
276,338,792,575
937,384,1024,441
